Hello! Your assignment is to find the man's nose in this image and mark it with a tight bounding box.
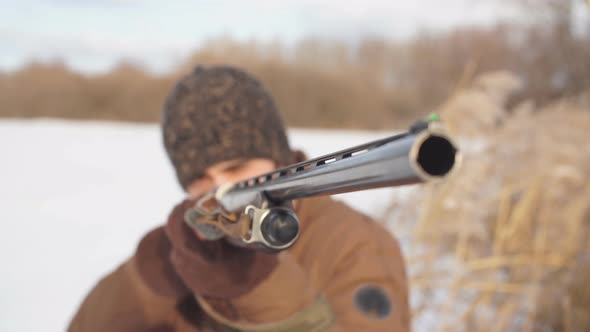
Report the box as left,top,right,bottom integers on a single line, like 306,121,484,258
210,173,230,187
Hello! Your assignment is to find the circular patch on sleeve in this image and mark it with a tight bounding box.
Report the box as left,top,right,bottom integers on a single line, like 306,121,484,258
354,285,393,320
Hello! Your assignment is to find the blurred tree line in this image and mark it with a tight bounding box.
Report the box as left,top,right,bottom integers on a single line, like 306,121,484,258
0,0,588,129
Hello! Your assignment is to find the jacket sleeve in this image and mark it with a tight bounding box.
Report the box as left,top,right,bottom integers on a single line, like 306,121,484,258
67,260,151,332
323,225,411,332
200,216,411,332
222,251,319,322
68,255,208,332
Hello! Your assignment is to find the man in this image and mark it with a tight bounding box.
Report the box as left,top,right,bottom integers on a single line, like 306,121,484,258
68,66,411,331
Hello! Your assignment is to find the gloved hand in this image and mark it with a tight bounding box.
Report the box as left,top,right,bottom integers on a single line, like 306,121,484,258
163,199,279,299
134,196,319,326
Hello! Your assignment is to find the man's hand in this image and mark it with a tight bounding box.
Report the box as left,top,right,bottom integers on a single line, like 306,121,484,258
164,199,279,299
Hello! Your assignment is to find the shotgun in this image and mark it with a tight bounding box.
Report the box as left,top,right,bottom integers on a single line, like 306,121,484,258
184,116,461,252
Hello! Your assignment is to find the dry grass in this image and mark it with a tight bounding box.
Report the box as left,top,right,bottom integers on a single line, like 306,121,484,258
1,17,588,130
0,43,415,129
388,71,590,331
0,62,175,123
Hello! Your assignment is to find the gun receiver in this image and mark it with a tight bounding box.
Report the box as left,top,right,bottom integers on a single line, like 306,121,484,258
185,119,461,252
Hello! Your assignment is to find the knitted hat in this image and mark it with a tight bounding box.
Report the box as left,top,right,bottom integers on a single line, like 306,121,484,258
162,66,292,190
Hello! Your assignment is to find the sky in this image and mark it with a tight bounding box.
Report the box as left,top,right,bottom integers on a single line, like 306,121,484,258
0,0,573,74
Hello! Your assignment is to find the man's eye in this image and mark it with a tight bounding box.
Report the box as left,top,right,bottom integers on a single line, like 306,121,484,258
226,164,243,173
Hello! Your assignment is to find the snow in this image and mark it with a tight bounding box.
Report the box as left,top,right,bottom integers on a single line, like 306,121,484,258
0,119,408,331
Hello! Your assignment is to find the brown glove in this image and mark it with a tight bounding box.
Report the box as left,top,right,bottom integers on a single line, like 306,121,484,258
163,199,279,299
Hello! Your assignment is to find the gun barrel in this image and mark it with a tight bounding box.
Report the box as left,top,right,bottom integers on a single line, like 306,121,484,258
219,125,460,212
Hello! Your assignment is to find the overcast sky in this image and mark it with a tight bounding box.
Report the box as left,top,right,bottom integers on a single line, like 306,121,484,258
0,0,533,74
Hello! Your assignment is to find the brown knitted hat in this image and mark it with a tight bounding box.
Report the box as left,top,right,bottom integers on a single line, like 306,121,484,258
162,65,292,190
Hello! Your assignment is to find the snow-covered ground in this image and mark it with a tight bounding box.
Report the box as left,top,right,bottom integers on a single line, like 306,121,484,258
0,119,414,331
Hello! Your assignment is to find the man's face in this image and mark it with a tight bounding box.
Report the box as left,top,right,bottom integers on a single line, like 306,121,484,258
187,158,276,198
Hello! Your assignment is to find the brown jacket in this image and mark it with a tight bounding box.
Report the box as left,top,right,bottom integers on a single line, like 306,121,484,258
68,196,411,331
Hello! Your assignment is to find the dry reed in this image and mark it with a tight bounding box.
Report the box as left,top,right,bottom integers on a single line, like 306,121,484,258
389,71,590,331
